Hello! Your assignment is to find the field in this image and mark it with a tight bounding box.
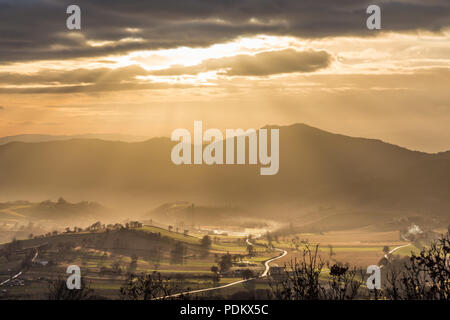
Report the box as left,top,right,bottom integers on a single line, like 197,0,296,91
0,224,277,299
255,227,414,267
0,223,432,300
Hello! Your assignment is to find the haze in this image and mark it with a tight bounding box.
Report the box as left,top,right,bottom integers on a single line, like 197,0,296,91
0,1,449,152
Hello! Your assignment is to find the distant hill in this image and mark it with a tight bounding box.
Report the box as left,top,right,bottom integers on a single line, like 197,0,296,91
0,133,148,145
0,198,109,225
0,124,449,229
150,201,246,225
436,151,450,160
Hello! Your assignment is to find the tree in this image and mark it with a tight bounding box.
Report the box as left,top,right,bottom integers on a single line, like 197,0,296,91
266,231,273,246
201,235,212,249
325,263,361,300
210,265,220,285
21,250,35,270
219,253,233,273
210,265,219,274
88,221,102,232
201,235,212,257
170,242,186,265
242,269,255,280
328,244,335,261
48,277,96,300
128,254,139,272
242,269,256,297
329,263,348,276
269,244,324,300
112,261,122,274
120,272,180,300
384,227,450,300
246,244,255,257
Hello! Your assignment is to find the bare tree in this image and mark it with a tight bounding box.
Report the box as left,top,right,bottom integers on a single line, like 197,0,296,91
384,227,449,300
269,244,324,300
48,277,96,300
324,263,363,300
119,272,183,300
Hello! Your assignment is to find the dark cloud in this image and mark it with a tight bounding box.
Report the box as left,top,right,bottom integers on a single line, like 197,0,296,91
0,65,148,85
0,81,186,94
0,0,449,64
0,49,331,93
151,49,332,76
0,64,198,94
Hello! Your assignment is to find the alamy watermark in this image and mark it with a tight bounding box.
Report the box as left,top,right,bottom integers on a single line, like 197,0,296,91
170,121,279,176
366,265,381,289
66,265,81,290
366,5,381,30
66,5,81,30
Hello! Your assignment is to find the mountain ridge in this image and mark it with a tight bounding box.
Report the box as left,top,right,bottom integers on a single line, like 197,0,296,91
0,133,149,145
2,123,446,156
0,123,448,227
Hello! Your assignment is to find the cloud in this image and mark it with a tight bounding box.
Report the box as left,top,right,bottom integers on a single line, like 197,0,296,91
0,49,331,94
151,49,332,76
0,82,187,95
2,53,448,95
0,64,198,94
0,65,148,85
0,106,4,110
0,0,449,64
8,120,35,126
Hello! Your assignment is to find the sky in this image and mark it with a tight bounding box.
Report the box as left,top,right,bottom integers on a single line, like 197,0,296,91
0,0,449,152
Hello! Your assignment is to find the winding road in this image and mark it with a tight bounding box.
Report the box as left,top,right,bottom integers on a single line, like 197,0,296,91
0,249,38,287
154,237,287,299
384,243,412,259
379,243,412,270
249,238,287,277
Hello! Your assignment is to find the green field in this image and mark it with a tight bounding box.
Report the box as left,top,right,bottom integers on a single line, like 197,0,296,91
138,225,202,245
0,225,276,299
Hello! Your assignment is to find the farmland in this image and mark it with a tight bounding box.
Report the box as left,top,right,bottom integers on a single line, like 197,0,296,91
0,222,279,299
1,220,432,300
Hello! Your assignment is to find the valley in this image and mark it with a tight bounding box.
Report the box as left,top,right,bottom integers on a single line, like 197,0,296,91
0,214,436,300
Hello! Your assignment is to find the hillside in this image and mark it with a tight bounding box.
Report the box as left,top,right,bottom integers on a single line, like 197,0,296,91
436,151,450,160
0,198,107,220
0,124,449,228
150,202,246,226
0,133,147,145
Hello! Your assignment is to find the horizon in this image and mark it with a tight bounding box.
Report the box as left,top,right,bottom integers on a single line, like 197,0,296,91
0,2,449,154
1,122,449,154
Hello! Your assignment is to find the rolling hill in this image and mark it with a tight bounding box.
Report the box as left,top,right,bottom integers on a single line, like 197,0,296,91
437,151,450,160
0,124,449,228
0,133,147,145
0,198,109,224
